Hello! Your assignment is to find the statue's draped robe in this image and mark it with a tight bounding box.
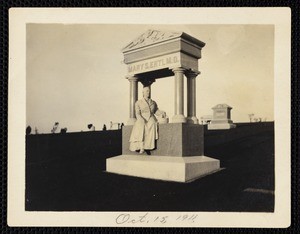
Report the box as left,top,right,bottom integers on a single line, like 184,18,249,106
129,98,162,151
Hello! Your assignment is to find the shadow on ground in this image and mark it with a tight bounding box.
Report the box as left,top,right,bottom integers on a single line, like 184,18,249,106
26,123,274,212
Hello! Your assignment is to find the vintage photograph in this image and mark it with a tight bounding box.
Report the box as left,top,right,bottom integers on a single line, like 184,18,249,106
8,8,291,227
25,23,275,212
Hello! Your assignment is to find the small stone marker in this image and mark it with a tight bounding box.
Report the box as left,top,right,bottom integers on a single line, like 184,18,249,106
208,104,236,130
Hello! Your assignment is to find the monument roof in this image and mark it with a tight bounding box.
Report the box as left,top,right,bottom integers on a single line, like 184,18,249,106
122,29,205,53
212,104,233,109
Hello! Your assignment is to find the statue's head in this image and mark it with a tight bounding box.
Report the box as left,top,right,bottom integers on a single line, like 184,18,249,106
142,86,151,98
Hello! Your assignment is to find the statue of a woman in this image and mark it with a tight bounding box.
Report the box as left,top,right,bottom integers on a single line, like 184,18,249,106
129,86,166,154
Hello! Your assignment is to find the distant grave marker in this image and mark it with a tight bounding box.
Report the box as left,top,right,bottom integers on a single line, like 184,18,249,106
208,104,236,130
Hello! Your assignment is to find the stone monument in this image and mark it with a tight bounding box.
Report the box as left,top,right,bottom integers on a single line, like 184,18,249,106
208,104,236,130
106,29,220,182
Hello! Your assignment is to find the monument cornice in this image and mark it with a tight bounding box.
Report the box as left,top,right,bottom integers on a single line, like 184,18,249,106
122,30,206,63
124,50,200,65
123,47,179,64
122,36,205,55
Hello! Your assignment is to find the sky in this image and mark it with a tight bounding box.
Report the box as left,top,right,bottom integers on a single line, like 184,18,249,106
26,24,274,133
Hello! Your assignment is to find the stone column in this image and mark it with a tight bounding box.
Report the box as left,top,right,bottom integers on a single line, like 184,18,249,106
127,76,138,125
172,67,186,123
186,71,200,124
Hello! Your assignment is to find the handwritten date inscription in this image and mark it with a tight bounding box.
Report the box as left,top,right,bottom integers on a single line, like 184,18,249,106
115,213,198,225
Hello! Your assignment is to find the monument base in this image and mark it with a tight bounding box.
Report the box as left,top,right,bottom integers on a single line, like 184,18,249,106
106,155,220,183
208,123,236,130
122,123,204,156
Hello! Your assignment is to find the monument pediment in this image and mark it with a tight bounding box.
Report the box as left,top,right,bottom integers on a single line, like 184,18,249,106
122,29,183,52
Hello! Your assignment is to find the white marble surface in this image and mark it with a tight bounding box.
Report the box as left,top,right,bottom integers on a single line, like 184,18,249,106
106,155,220,183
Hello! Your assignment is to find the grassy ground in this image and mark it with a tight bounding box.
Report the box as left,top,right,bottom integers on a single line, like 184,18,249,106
26,123,274,212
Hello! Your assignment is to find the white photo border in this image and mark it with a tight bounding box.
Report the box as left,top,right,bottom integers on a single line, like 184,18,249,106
8,7,291,227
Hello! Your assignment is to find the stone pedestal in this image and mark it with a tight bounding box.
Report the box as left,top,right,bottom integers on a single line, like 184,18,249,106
122,123,204,156
106,155,220,183
208,104,236,130
106,123,220,182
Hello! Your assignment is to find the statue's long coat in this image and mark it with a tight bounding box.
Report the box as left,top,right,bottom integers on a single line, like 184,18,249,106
129,98,160,151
